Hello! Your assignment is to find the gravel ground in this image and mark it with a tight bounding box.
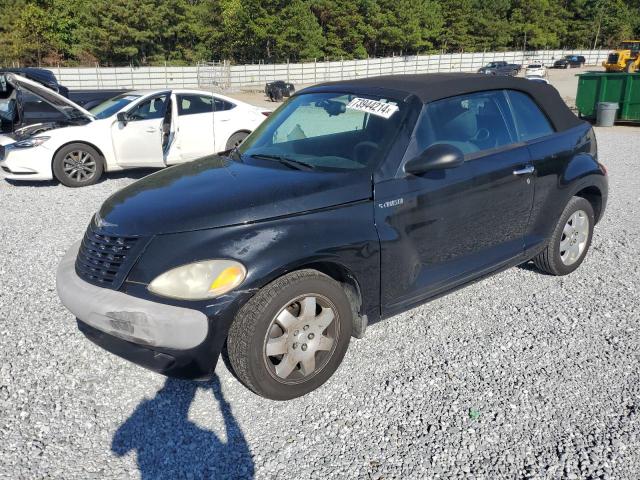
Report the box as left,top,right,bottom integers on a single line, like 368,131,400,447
0,127,638,479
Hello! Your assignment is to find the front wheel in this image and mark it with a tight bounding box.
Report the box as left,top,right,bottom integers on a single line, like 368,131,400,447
532,196,595,276
227,270,352,400
52,143,104,187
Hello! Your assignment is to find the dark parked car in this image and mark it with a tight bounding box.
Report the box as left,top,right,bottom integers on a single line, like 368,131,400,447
0,68,129,108
1,67,70,97
0,73,89,137
69,89,131,110
265,80,295,101
57,74,608,400
0,70,129,137
553,55,586,68
477,61,521,76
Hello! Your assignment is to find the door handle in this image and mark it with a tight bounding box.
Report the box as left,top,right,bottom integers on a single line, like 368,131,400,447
145,127,157,133
513,165,535,176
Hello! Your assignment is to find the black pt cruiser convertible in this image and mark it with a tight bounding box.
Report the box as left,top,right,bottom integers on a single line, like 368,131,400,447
57,74,608,400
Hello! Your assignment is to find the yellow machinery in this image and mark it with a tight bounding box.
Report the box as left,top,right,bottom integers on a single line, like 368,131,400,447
603,40,640,73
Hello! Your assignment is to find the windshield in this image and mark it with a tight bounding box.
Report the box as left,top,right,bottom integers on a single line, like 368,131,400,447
90,94,141,119
238,92,406,171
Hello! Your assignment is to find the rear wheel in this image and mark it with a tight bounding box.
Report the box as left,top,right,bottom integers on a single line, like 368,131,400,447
52,143,103,187
227,270,352,400
532,196,594,276
225,131,249,151
625,60,635,73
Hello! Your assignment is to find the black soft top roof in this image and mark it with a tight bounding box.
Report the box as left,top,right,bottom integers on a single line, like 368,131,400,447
303,73,582,132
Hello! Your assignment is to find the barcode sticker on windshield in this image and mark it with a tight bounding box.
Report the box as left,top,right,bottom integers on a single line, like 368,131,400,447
346,98,399,119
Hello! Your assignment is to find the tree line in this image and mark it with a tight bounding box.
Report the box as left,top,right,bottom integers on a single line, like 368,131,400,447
1,0,639,66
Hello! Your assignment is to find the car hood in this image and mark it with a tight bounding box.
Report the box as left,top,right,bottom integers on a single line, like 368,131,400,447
97,155,373,236
1,73,93,127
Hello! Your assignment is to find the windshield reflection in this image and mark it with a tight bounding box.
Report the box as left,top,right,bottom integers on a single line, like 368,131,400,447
238,92,406,172
90,94,141,119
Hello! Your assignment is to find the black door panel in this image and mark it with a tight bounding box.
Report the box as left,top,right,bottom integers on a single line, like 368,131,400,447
376,145,533,312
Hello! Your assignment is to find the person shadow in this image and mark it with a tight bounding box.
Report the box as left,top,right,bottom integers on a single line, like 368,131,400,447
112,375,254,479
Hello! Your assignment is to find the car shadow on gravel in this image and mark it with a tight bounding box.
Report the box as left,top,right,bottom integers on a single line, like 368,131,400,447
2,168,158,188
100,168,159,182
112,375,254,479
517,260,552,275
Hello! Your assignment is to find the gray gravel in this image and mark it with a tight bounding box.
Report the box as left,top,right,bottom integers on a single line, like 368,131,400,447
1,127,639,479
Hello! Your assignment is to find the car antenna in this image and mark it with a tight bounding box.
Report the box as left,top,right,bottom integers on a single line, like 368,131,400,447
211,82,216,153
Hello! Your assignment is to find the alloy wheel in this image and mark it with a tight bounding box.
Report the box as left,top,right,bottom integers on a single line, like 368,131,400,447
62,150,96,182
263,294,338,383
560,209,589,266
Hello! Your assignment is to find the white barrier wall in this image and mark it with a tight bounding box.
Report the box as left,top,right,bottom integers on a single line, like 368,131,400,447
51,65,202,89
48,49,609,91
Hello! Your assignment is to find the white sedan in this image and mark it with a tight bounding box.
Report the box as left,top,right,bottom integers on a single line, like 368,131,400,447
524,63,547,78
0,74,269,186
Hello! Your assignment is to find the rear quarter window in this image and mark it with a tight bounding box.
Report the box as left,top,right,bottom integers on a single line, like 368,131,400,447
178,94,235,116
506,90,554,142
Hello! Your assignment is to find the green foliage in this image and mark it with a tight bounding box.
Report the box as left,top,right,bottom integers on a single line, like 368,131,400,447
0,0,639,66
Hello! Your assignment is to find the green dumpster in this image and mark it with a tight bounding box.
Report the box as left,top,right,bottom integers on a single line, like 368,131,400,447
576,72,640,123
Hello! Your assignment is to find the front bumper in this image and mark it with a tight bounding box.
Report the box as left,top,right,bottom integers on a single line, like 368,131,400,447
0,143,53,181
57,242,217,378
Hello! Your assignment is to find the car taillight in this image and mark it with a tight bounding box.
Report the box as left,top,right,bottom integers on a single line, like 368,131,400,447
261,111,271,117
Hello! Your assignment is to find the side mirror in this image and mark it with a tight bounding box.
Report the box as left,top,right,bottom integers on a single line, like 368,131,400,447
116,111,128,125
404,143,464,175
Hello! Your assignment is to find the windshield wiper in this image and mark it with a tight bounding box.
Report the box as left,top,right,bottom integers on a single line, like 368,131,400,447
250,153,316,171
227,146,242,161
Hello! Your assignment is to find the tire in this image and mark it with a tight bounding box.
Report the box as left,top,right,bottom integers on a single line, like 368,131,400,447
52,143,103,187
227,269,353,400
532,196,595,276
625,60,635,73
225,131,249,151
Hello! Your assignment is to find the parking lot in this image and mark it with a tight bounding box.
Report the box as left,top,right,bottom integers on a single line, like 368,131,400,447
233,65,596,110
0,123,638,478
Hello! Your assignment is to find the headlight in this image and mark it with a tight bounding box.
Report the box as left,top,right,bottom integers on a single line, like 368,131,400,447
148,260,247,300
14,136,50,148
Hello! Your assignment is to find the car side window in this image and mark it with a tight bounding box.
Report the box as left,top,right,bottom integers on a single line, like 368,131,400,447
128,96,167,121
177,95,235,116
214,98,235,111
506,90,554,142
414,90,515,156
